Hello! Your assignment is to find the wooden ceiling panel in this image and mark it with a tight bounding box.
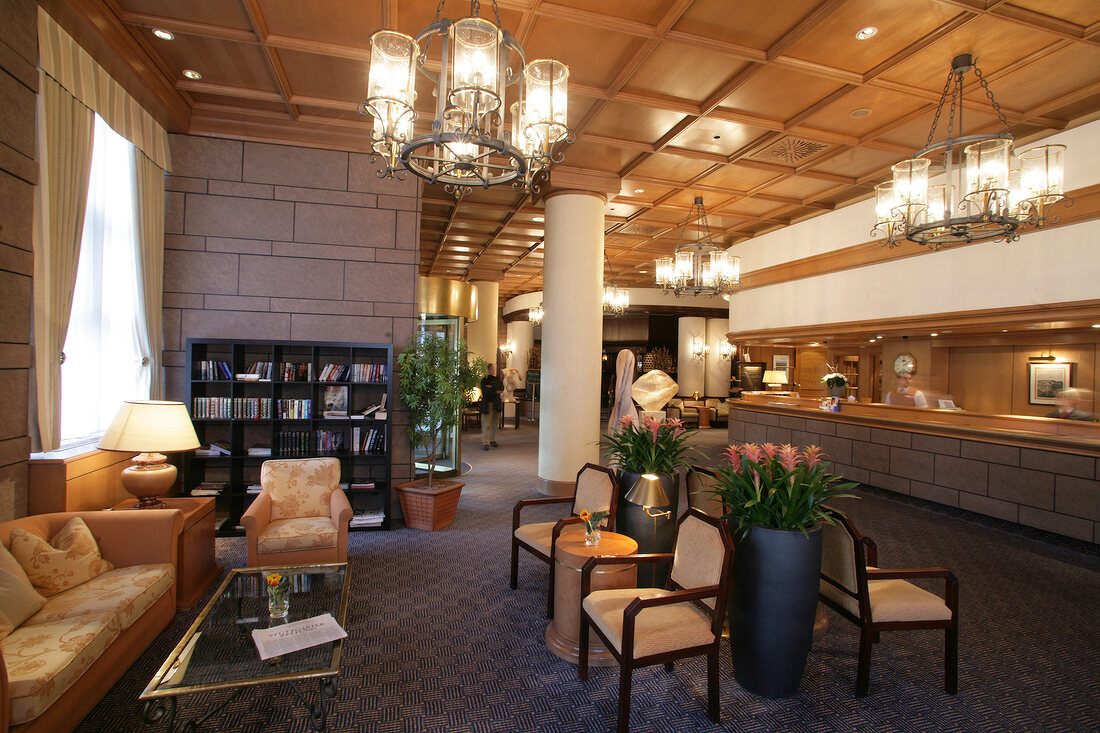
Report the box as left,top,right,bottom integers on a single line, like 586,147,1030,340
668,120,770,158
550,0,673,26
695,164,783,191
807,146,903,180
722,196,790,217
671,0,823,52
628,152,722,183
800,86,929,137
720,65,845,121
256,0,381,49
118,0,253,29
189,93,288,113
276,50,368,103
752,175,839,200
524,15,646,90
555,140,637,172
1008,0,1100,27
585,100,689,144
783,0,962,75
988,45,1100,112
155,36,279,92
876,109,1001,152
628,42,753,102
617,180,676,203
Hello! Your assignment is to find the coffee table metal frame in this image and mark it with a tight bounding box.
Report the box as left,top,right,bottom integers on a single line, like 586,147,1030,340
140,562,351,732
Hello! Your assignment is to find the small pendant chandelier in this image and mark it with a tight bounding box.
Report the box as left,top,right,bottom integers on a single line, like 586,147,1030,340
655,197,740,297
528,302,543,326
602,252,629,317
360,1,573,197
873,54,1070,250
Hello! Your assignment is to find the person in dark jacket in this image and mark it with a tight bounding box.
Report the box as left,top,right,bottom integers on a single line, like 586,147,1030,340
479,364,504,449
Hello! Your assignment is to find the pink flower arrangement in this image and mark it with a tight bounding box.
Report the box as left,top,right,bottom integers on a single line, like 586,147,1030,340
603,415,696,474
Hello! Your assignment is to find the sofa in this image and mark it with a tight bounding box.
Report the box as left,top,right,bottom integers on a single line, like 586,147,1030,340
0,509,183,733
665,398,730,427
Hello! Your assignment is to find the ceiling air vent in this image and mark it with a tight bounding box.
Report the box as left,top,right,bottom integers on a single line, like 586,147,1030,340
750,136,829,164
619,222,665,237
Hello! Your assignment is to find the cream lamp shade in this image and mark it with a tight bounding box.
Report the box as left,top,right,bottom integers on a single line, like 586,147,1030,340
98,400,200,508
762,370,788,386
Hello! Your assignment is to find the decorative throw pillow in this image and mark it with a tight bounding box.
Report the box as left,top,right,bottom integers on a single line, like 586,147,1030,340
0,543,46,638
9,517,115,597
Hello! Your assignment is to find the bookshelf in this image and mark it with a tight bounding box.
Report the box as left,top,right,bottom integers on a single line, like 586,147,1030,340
185,338,393,535
840,356,860,399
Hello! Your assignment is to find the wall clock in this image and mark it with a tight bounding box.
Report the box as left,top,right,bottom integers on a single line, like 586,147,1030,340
893,353,916,375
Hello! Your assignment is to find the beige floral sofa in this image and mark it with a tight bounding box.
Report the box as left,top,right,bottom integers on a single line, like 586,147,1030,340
0,509,183,733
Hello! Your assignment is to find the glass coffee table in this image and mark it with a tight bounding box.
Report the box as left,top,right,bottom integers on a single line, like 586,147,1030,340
140,563,350,731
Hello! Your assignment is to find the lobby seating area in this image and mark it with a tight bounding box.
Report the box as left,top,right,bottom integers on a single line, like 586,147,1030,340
67,425,1098,733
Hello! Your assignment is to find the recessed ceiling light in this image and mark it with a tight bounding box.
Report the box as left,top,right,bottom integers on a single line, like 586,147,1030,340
855,26,878,40
930,332,939,337
713,135,721,140
1092,324,1100,328
1001,329,1008,333
638,269,648,274
849,108,871,119
532,216,543,222
182,69,202,80
634,188,644,194
876,335,884,339
869,339,876,343
810,342,820,347
153,29,175,41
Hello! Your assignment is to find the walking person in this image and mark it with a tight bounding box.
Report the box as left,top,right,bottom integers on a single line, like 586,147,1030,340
480,364,504,450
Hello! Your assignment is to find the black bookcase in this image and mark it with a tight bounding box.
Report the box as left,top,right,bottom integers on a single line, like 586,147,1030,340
185,338,393,535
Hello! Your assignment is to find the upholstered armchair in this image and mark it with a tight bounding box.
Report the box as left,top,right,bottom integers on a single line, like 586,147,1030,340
578,509,733,733
703,398,728,425
241,457,353,568
819,513,959,697
664,398,699,427
510,463,618,618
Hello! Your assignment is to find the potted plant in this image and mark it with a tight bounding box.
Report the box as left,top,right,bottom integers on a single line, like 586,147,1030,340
709,442,856,698
821,366,848,398
395,333,486,530
602,415,696,585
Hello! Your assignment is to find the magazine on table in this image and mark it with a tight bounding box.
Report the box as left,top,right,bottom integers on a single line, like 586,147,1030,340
251,613,347,660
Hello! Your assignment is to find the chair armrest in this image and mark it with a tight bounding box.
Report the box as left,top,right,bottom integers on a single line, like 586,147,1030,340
580,553,674,600
862,536,879,567
512,496,572,531
666,406,682,419
330,488,353,526
241,492,272,563
866,567,958,611
548,515,586,566
79,509,183,567
624,585,721,616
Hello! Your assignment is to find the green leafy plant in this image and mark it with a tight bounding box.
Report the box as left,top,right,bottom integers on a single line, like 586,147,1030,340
709,443,856,538
602,415,696,475
397,333,486,487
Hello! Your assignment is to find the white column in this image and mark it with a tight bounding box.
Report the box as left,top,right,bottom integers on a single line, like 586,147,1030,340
506,319,534,380
705,317,731,397
467,281,499,367
538,191,605,495
677,316,706,397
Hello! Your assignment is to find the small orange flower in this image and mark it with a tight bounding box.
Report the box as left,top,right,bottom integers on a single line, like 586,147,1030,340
266,572,282,588
579,510,591,522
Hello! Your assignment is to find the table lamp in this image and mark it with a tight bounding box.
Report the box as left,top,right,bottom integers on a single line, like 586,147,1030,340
98,400,200,508
625,473,672,545
762,370,787,391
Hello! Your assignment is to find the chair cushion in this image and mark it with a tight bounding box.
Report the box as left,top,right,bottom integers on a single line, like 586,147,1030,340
1,611,120,726
25,563,175,631
0,544,46,639
258,517,338,554
261,457,340,520
514,521,586,558
868,578,952,623
8,517,114,597
583,587,716,658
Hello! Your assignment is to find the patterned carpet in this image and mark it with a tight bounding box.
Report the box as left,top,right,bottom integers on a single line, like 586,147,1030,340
76,424,1100,732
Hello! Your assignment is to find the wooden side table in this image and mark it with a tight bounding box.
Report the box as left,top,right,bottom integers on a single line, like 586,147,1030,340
696,407,712,429
546,530,638,666
113,497,222,609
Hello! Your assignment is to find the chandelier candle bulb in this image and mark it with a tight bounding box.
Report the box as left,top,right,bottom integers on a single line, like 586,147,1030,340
964,138,1010,200
1019,144,1065,205
449,17,503,116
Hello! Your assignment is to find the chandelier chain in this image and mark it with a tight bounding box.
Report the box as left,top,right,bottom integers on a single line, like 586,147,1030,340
490,0,503,27
972,64,1013,138
923,70,955,151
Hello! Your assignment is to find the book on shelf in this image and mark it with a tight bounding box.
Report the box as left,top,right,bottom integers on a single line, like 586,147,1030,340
349,509,385,527
323,411,348,419
195,441,231,456
246,483,263,494
322,385,348,414
348,482,376,491
247,445,271,456
191,481,226,496
235,373,260,381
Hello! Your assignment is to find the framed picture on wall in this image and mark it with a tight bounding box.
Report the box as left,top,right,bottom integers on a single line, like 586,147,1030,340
739,362,766,391
773,354,790,378
1028,362,1073,405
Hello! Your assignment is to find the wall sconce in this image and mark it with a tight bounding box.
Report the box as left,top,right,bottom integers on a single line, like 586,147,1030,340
718,341,735,361
691,338,709,360
1028,351,1056,362
499,343,514,360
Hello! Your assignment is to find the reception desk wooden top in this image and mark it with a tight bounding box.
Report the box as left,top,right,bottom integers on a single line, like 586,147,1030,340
736,393,1100,457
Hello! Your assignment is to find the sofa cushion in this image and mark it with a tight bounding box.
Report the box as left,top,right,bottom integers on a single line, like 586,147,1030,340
1,611,120,726
261,458,340,520
9,517,114,596
25,563,175,631
0,544,46,640
257,517,338,554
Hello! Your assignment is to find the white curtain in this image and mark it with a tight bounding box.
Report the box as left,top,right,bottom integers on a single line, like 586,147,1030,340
134,151,166,399
31,73,95,452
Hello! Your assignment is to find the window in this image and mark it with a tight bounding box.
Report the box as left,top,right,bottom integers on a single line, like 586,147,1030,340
60,115,147,445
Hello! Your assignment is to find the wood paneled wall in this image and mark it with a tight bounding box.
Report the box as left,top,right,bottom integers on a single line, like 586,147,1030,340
948,343,1098,417
0,0,37,520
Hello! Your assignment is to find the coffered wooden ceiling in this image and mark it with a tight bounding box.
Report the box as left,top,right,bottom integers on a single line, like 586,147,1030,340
55,0,1100,303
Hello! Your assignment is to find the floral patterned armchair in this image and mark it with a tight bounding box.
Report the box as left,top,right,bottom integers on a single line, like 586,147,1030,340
241,457,352,567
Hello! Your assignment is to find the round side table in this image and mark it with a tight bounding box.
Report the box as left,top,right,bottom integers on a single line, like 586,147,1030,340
545,530,638,666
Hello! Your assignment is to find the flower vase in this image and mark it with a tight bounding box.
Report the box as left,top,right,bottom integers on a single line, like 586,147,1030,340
267,585,289,619
584,529,601,546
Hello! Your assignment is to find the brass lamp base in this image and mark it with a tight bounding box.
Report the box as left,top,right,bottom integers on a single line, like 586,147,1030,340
120,458,176,509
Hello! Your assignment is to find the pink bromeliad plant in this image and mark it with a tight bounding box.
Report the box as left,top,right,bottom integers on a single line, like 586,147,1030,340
601,415,697,475
709,442,856,537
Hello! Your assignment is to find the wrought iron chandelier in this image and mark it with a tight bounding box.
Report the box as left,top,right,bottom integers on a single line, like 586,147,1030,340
361,0,573,197
873,54,1070,250
655,197,740,297
602,252,628,317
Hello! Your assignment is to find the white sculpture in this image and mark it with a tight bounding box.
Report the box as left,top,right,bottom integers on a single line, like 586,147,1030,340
631,370,678,413
501,367,524,401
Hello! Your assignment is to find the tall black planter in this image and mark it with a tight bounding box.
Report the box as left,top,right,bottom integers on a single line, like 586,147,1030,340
615,470,678,588
730,524,823,698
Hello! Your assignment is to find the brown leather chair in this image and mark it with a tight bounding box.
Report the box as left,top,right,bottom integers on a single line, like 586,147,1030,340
578,509,733,733
241,457,353,567
819,513,959,697
510,463,618,617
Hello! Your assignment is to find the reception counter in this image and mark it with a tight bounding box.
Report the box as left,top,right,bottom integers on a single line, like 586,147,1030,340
729,394,1099,544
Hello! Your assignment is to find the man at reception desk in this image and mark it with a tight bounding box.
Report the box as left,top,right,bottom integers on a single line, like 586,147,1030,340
885,371,928,408
1046,388,1094,421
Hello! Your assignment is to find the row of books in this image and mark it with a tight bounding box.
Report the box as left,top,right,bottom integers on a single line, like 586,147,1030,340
350,509,385,528
276,430,311,454
244,361,273,379
318,363,388,383
192,397,273,420
352,425,386,454
198,481,381,499
195,443,271,457
277,399,312,419
315,430,345,454
191,481,226,496
198,361,233,380
282,362,314,382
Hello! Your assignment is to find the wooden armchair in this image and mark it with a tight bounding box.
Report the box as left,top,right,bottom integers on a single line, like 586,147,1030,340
241,457,352,568
578,509,733,733
819,513,959,697
510,463,618,618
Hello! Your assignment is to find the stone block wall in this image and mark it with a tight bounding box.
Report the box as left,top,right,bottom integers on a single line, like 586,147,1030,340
162,134,422,486
0,0,37,520
730,406,1100,544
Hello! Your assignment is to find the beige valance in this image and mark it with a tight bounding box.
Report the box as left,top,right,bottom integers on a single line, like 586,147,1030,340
38,8,172,172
